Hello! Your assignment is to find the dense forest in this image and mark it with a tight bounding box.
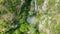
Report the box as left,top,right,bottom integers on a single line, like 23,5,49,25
0,0,60,34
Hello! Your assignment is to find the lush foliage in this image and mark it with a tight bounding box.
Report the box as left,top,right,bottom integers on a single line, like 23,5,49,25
0,0,60,34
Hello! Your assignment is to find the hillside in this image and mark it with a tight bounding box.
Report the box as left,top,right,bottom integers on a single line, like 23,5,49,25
0,0,60,34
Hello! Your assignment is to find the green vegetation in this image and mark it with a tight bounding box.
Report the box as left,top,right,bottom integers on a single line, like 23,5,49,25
0,0,60,34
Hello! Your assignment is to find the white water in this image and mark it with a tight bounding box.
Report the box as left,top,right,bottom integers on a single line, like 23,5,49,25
27,16,37,25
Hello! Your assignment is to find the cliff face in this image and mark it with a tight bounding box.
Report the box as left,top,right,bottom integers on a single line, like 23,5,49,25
0,0,60,34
